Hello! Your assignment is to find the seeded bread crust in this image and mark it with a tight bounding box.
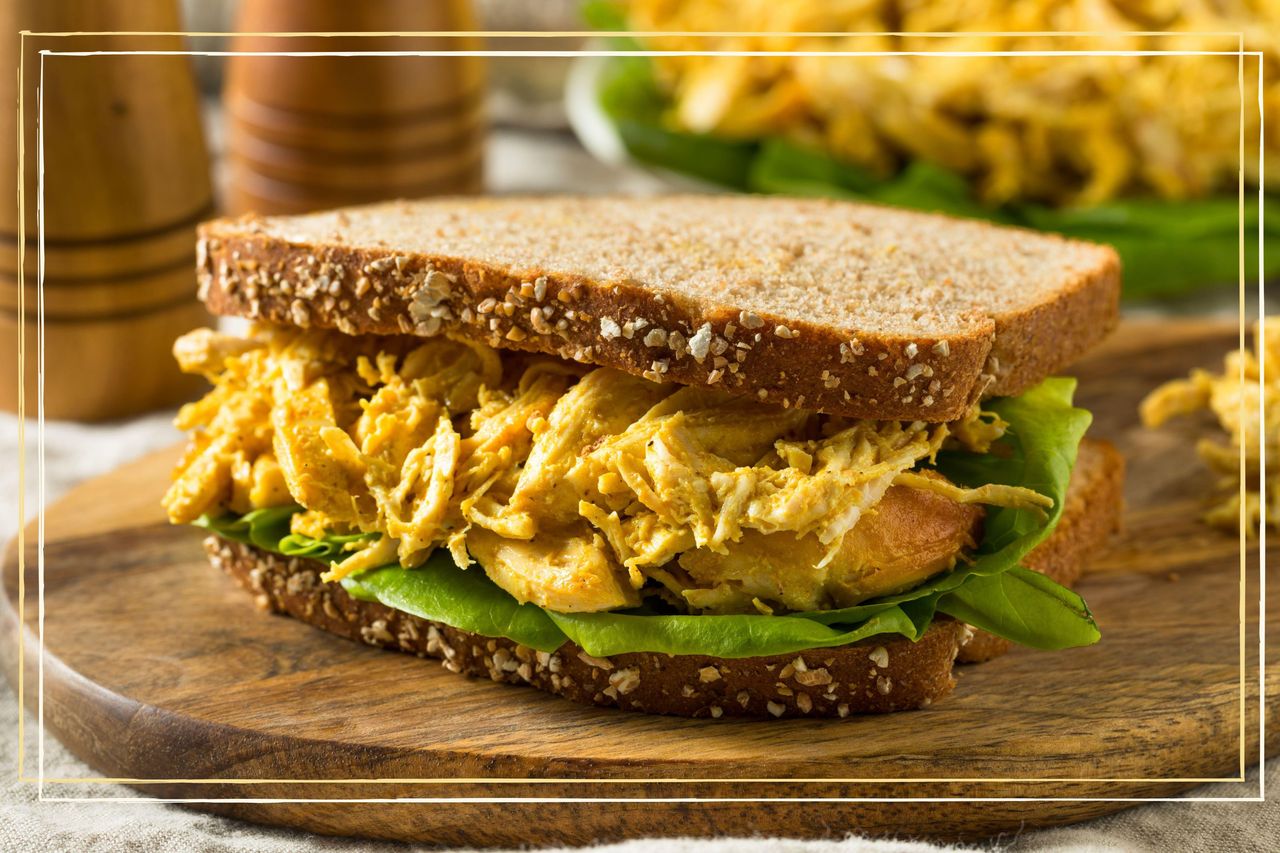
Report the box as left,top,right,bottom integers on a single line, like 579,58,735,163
957,438,1125,663
207,537,968,718
196,195,1120,423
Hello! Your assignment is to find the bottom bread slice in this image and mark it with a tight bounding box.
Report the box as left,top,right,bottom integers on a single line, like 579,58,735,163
208,536,968,718
203,439,1122,718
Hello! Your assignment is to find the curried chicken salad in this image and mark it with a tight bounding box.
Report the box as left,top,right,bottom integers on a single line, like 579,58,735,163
167,324,1100,658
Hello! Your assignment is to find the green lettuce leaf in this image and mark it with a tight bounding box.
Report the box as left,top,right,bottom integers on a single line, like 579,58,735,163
343,558,567,653
580,0,629,32
280,529,378,560
936,566,1100,650
193,379,1099,657
193,505,297,551
546,603,930,659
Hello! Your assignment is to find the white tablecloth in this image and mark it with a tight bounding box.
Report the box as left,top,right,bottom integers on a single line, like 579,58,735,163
2,130,1274,852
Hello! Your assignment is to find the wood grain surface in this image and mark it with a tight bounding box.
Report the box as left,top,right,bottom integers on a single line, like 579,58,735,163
2,319,1273,846
221,0,486,216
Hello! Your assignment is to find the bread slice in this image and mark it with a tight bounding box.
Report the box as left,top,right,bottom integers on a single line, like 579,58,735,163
202,438,1122,718
196,195,1120,423
208,536,968,718
957,438,1125,663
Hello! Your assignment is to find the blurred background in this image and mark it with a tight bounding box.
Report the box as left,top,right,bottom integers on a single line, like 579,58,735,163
1,0,1275,424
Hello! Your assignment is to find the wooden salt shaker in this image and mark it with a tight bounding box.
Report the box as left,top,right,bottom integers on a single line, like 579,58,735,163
223,0,486,215
0,1,214,421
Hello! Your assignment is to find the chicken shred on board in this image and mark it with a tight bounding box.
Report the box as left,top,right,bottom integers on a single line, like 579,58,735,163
166,326,1050,614
1142,322,1279,534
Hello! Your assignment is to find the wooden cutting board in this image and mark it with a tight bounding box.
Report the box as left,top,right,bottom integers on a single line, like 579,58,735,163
2,319,1273,845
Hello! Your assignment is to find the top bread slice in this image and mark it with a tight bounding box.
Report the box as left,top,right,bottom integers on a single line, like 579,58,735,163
196,195,1120,421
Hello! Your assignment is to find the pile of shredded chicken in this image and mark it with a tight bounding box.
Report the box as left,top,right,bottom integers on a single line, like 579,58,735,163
165,326,1051,614
1141,322,1279,534
621,0,1277,206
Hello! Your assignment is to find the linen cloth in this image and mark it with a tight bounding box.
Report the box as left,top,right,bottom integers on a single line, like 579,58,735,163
2,130,1273,852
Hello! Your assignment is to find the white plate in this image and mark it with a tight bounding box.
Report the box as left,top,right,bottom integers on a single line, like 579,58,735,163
562,48,731,194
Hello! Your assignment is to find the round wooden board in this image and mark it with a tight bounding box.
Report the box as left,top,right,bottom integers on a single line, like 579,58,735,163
2,319,1273,846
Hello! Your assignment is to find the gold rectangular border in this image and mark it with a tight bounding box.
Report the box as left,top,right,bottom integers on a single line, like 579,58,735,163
12,30,1266,804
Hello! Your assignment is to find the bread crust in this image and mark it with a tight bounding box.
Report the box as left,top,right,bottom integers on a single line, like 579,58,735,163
957,438,1125,663
195,196,1119,423
985,260,1122,401
207,537,967,718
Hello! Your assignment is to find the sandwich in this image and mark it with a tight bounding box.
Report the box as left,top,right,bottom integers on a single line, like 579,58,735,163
165,195,1124,718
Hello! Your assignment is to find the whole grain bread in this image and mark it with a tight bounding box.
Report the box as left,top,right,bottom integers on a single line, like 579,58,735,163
208,535,968,718
958,438,1125,663
203,438,1122,718
196,195,1120,422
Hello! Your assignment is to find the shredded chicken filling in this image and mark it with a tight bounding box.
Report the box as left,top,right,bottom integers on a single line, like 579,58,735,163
166,326,1051,614
1141,321,1279,533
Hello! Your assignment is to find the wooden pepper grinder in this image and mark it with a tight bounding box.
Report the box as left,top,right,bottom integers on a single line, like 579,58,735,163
224,0,486,215
0,1,214,421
